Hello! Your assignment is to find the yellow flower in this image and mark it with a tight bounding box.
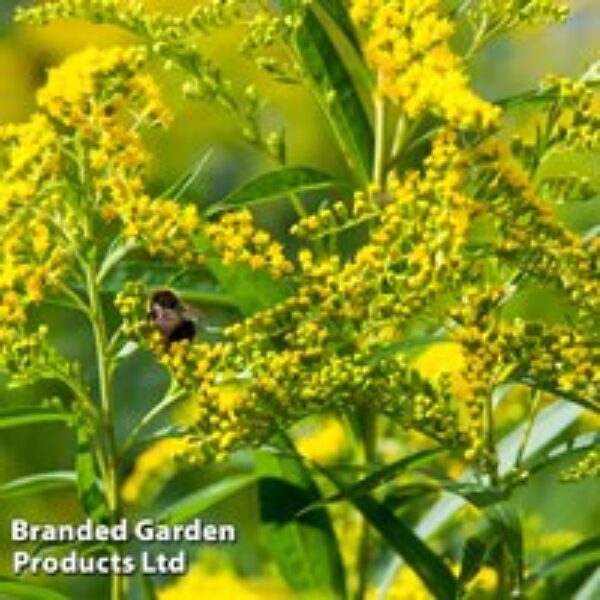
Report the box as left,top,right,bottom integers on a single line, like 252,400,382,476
351,0,500,129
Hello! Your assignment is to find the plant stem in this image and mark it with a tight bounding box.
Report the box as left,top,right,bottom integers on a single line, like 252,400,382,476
355,70,388,598
86,264,123,600
120,384,185,457
356,408,376,600
373,78,387,186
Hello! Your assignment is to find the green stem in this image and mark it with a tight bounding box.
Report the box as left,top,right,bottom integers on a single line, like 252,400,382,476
97,239,138,284
120,384,185,458
356,408,376,600
484,389,499,485
373,80,387,186
290,192,327,256
85,264,123,600
514,390,541,469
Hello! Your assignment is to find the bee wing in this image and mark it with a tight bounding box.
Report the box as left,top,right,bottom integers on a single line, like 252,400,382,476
181,302,202,324
181,303,223,334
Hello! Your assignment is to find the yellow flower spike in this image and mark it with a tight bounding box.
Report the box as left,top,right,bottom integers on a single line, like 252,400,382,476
351,0,500,129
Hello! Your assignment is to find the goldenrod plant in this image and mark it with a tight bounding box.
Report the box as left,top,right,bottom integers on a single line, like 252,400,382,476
0,1,598,599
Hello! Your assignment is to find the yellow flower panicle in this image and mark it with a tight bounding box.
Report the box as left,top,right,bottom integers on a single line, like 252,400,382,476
205,208,294,278
350,0,500,128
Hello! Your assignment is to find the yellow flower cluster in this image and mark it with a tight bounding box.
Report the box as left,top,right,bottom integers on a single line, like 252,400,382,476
119,133,483,463
205,209,294,278
117,119,598,473
103,194,202,262
476,140,600,326
16,0,238,111
448,286,598,467
290,191,379,241
0,106,65,373
513,75,600,156
469,0,569,42
350,0,500,128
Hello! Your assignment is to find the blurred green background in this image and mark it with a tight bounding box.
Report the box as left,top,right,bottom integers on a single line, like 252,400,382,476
0,1,598,598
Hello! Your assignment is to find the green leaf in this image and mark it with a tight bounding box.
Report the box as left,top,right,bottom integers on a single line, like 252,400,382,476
314,0,361,52
377,397,583,597
526,432,600,478
158,474,256,525
255,446,347,597
206,166,338,216
0,578,70,600
0,406,70,430
0,471,76,499
537,151,600,192
75,425,109,523
279,1,373,183
458,536,489,589
208,260,294,316
101,260,238,308
486,504,524,583
299,448,441,515
160,149,213,200
441,481,509,507
526,535,600,588
318,468,457,600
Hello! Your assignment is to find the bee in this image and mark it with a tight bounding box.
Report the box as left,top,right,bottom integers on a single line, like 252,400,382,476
148,289,196,344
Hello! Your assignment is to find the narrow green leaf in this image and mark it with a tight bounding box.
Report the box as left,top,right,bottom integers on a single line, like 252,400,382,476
497,62,600,109
158,474,256,525
377,398,583,598
0,406,70,430
101,260,237,307
279,1,373,183
318,468,457,600
299,448,441,515
441,481,509,507
574,566,600,600
536,151,600,192
459,537,489,588
75,425,108,523
496,87,558,109
0,471,76,499
526,535,600,588
160,149,213,199
255,446,347,597
208,260,294,316
527,432,600,478
486,504,524,582
206,166,337,216
314,0,361,52
0,578,70,600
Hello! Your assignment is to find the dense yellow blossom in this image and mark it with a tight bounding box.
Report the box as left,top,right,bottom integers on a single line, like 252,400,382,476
205,208,294,278
350,0,500,128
